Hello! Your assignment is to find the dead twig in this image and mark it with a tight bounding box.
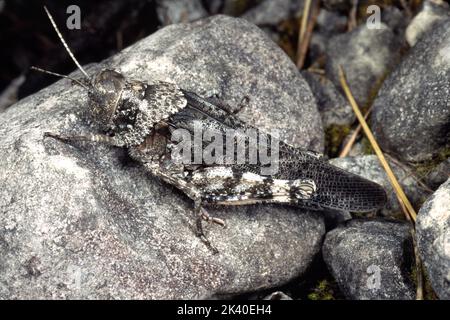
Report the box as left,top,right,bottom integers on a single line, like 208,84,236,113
339,66,417,222
348,0,359,31
296,0,320,69
339,66,423,299
298,0,312,47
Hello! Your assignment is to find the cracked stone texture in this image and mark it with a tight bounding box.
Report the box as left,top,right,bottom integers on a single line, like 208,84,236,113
323,219,415,300
0,15,325,299
417,178,450,299
371,20,450,162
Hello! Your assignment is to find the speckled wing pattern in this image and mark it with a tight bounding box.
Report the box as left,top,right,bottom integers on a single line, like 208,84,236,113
169,91,387,212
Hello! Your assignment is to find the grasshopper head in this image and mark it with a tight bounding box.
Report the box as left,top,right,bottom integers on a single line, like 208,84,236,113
88,69,126,130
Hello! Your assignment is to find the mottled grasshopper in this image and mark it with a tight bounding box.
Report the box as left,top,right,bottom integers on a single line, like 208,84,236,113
34,7,386,253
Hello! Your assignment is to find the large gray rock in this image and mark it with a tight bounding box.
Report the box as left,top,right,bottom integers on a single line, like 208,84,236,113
330,155,430,218
323,219,415,300
371,20,450,162
0,16,325,299
417,178,450,299
326,23,400,107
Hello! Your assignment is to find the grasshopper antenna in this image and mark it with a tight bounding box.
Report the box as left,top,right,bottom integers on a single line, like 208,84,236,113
43,6,90,81
30,66,90,90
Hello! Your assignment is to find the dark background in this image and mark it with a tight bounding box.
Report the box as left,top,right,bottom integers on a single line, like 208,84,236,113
0,0,162,98
2,0,445,101
0,0,270,100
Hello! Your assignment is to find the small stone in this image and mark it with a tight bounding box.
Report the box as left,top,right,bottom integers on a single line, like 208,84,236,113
309,10,347,61
347,140,366,157
323,219,415,300
326,23,400,107
425,158,450,190
316,9,348,35
405,0,450,47
240,0,303,26
382,6,409,37
156,0,208,25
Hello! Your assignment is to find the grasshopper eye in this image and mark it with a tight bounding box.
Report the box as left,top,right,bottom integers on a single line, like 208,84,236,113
88,69,126,130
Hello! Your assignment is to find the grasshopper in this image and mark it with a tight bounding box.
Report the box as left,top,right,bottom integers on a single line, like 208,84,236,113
34,7,386,253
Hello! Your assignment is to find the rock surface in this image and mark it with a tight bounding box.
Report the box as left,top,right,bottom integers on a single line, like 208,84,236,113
309,9,347,60
326,23,400,107
316,9,347,36
240,0,303,26
382,6,409,37
303,71,354,127
263,291,293,300
330,155,430,218
0,16,325,299
323,219,415,300
156,0,208,25
372,19,450,162
425,158,450,190
405,0,450,47
417,178,450,299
